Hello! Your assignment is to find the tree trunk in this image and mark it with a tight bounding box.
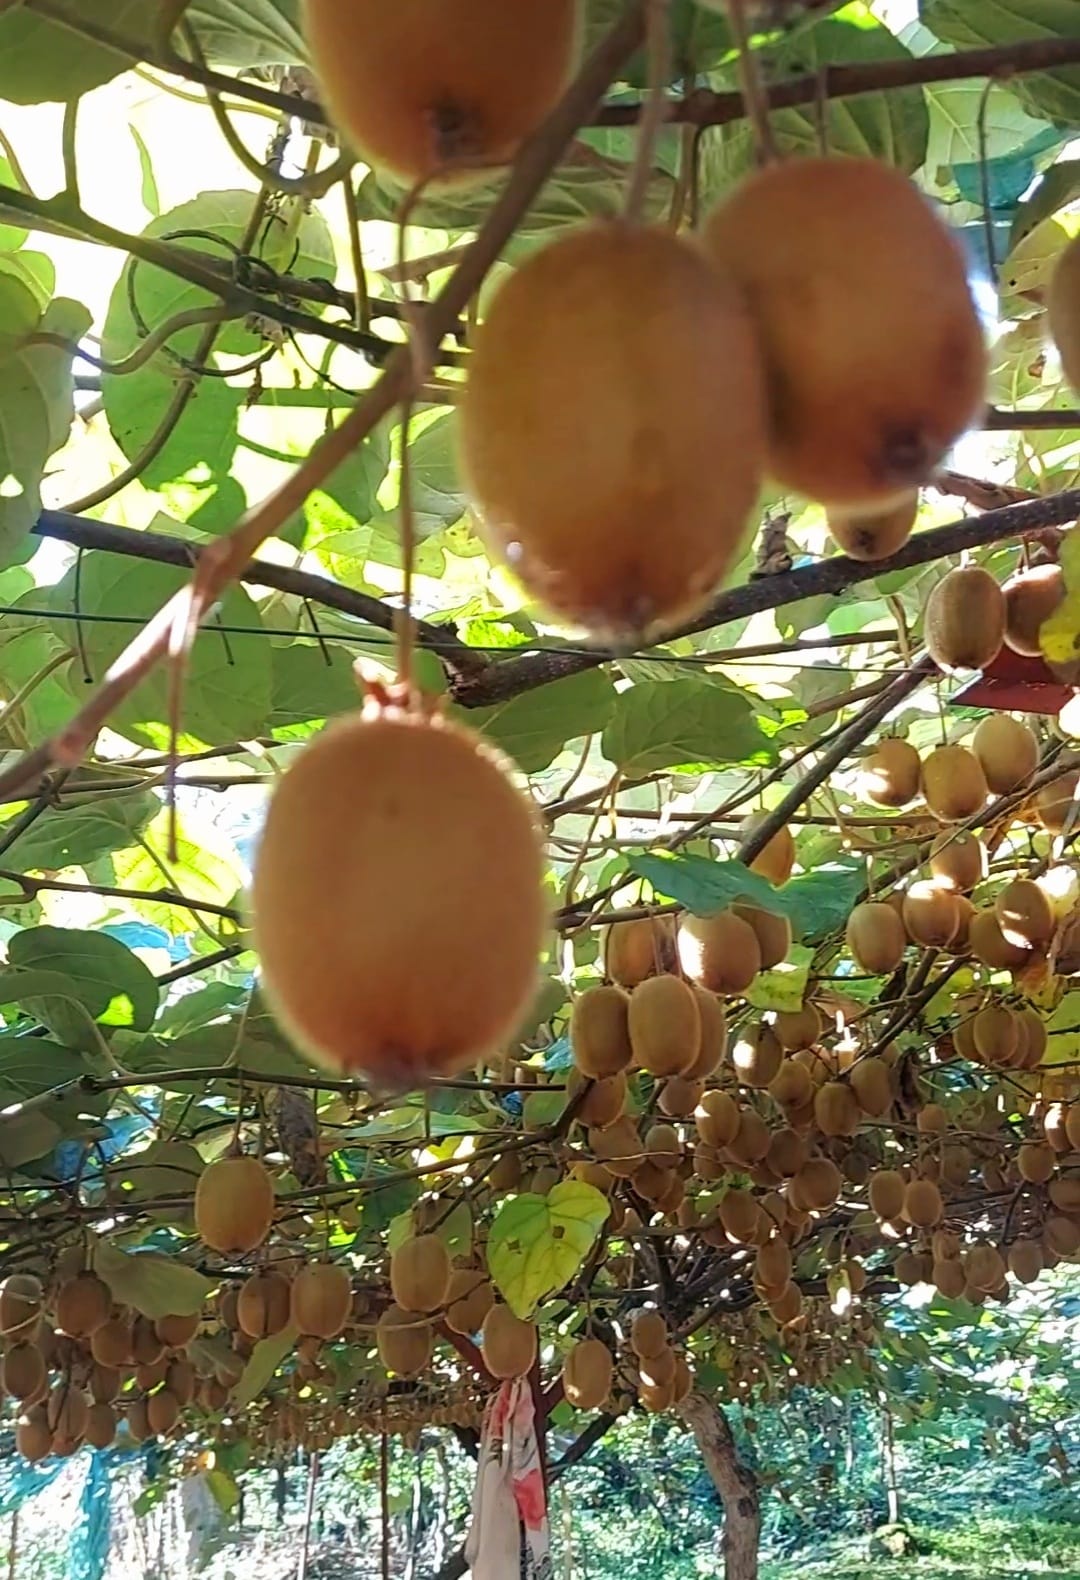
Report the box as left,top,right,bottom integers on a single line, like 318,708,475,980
680,1393,761,1580
882,1405,901,1525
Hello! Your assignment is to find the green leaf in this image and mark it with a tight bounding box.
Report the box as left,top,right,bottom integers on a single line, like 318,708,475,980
94,1239,216,1319
269,641,364,730
921,0,1080,125
703,5,929,195
205,1468,241,1515
1039,527,1080,663
188,0,304,65
0,788,158,871
0,1110,61,1170
50,555,273,749
1010,158,1080,248
628,852,864,942
601,678,775,776
488,1181,610,1320
462,669,617,775
128,125,161,218
0,291,90,565
232,1325,298,1409
0,0,154,103
0,160,28,251
9,927,159,1031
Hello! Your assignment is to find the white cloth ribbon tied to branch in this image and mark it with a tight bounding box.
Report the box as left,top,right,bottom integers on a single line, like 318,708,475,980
465,1377,552,1579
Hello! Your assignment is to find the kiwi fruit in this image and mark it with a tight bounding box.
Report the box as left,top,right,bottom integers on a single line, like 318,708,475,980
972,714,1038,795
3,1342,45,1403
628,973,701,1078
972,1005,1019,1066
155,1312,199,1350
1036,769,1080,832
0,1274,42,1341
850,1056,893,1117
859,737,922,807
739,814,796,885
252,705,546,1083
196,1155,275,1256
1007,1239,1044,1284
933,1257,966,1299
921,745,988,822
814,1081,859,1138
482,1304,538,1379
755,1237,792,1291
460,221,766,639
731,1023,784,1089
703,156,985,508
572,1069,628,1129
54,1273,111,1339
995,878,1055,949
1017,1141,1056,1185
827,492,919,561
377,1305,433,1378
685,987,728,1080
302,0,579,186
571,985,633,1077
929,830,986,893
445,1269,495,1336
390,1234,452,1315
658,1075,705,1119
846,901,907,974
644,1122,682,1172
718,1189,760,1244
869,1169,906,1220
166,1359,195,1407
903,1178,943,1228
795,1156,843,1210
774,1004,823,1051
91,1317,133,1368
966,1243,1006,1292
291,1264,352,1340
678,910,762,994
902,880,961,948
603,915,677,988
589,1116,645,1179
968,909,1032,970
237,1272,292,1341
563,1337,614,1411
146,1388,180,1438
769,1058,814,1111
731,902,791,970
47,1381,88,1443
16,1407,53,1463
639,1345,677,1390
131,1315,165,1368
1003,564,1065,656
84,1402,117,1450
630,1309,669,1360
924,565,1005,672
728,1106,772,1166
769,1282,804,1325
694,1090,740,1150
1014,1006,1048,1071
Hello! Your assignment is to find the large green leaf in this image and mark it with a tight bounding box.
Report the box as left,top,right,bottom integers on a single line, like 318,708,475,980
462,669,617,775
188,0,304,65
629,852,865,942
921,0,1080,125
0,282,90,565
95,1240,216,1319
0,1110,61,1169
0,788,158,871
8,927,159,1031
488,1181,610,1320
232,1326,298,1409
703,4,929,197
0,0,153,103
49,555,273,749
601,678,775,776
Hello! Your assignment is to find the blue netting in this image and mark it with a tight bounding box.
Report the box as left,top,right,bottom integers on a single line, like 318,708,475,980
68,1452,111,1580
0,1436,151,1580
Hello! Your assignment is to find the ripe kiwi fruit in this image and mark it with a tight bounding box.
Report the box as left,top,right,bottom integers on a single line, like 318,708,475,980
972,714,1038,795
571,1069,628,1129
1017,1141,1056,1185
196,1155,275,1255
461,222,767,641
795,1156,843,1210
924,565,1005,673
1003,564,1065,656
630,1309,669,1360
756,1237,792,1291
628,973,701,1078
929,830,986,893
3,1342,45,1403
589,1116,645,1179
571,985,633,1078
146,1388,180,1438
846,901,906,975
769,1058,814,1111
0,1274,42,1341
54,1273,111,1339
902,880,961,948
703,156,985,508
695,1090,740,1150
972,1004,1019,1067
563,1337,614,1411
1036,768,1080,832
678,910,762,994
827,492,918,561
291,1263,352,1340
814,1081,859,1138
859,737,921,808
869,1168,906,1220
658,1075,705,1119
903,1177,943,1228
769,1282,804,1325
482,1304,537,1379
390,1234,452,1315
85,1402,117,1451
302,0,579,186
995,878,1055,949
237,1272,292,1341
774,1004,823,1051
644,1122,682,1171
1048,234,1080,394
718,1189,760,1243
968,909,1031,970
603,915,677,987
850,1056,893,1118
921,745,988,822
1007,1239,1044,1284
966,1242,1006,1292
155,1312,199,1350
728,1106,771,1166
739,813,796,885
252,703,546,1084
91,1317,133,1368
684,987,728,1080
731,1023,784,1089
933,1257,966,1299
377,1304,433,1378
16,1407,52,1464
731,902,791,970
445,1269,494,1336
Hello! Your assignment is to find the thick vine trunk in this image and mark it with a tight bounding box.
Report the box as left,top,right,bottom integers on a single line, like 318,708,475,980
680,1393,761,1580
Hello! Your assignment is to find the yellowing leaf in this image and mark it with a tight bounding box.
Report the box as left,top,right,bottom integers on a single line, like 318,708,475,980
1040,529,1080,664
488,1181,609,1320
